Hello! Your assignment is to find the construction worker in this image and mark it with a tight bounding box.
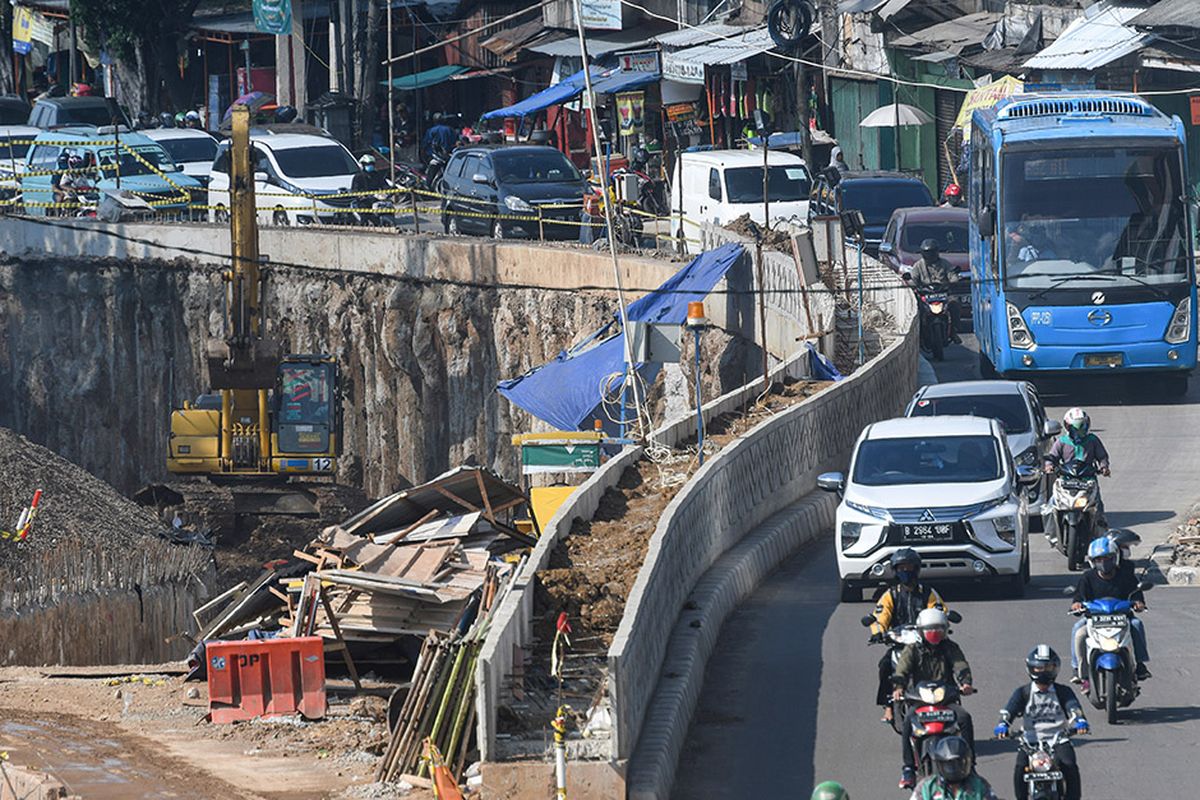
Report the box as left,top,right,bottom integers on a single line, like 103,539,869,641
866,548,947,723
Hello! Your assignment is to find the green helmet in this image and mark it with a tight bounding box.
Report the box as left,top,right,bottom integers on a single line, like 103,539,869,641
811,781,849,800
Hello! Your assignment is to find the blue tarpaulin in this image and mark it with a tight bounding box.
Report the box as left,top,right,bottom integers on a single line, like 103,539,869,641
481,66,661,120
496,243,745,431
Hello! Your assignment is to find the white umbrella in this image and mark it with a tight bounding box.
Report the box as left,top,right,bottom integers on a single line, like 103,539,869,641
858,103,933,128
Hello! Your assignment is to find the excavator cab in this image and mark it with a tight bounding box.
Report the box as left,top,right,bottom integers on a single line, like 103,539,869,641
167,356,340,476
273,355,340,474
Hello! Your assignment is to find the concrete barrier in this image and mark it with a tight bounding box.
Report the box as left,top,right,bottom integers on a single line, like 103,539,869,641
613,240,918,795
0,764,80,799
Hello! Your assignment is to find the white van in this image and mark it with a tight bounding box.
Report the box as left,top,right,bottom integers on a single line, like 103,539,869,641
207,132,359,226
671,149,811,229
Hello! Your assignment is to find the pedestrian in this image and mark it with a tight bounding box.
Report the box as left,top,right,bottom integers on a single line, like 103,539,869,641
422,113,457,162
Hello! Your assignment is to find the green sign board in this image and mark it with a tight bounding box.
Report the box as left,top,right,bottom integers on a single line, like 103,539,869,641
254,0,292,35
521,442,601,474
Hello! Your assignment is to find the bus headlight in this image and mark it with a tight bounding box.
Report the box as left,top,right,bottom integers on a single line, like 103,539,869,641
1007,303,1035,350
1165,296,1191,344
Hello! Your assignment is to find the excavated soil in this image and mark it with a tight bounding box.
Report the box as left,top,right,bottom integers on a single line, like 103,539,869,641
724,213,796,253
1169,513,1200,568
0,427,170,575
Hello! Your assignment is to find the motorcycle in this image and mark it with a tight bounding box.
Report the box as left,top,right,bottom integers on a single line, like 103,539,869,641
916,284,953,361
424,145,451,193
354,191,397,227
1043,462,1103,571
904,681,971,778
1005,728,1080,800
861,610,963,736
619,146,669,217
1071,582,1151,724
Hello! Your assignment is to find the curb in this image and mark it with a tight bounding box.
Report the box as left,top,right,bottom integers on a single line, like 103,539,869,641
624,491,838,799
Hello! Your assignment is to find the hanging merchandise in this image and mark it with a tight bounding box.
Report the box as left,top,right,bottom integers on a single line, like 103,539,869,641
253,0,292,35
616,91,645,136
758,83,775,118
745,78,756,118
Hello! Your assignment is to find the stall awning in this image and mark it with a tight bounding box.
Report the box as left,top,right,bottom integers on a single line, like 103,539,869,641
525,29,654,57
382,64,470,90
661,26,774,85
481,66,660,119
653,23,744,49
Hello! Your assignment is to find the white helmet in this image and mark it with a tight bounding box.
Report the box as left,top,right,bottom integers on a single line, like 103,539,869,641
1063,407,1090,435
358,153,376,167
917,608,948,630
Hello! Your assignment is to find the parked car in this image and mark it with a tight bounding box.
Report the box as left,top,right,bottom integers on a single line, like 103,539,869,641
439,145,586,240
0,96,30,126
880,205,972,327
207,132,359,226
27,96,131,129
818,415,1036,602
141,127,219,187
808,170,934,255
904,380,1060,519
0,125,39,202
19,127,201,215
671,149,811,228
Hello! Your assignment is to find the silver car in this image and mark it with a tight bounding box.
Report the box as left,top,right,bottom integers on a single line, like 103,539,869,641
904,380,1060,519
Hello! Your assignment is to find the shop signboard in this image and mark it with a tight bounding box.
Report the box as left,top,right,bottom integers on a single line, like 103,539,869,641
618,50,661,74
579,0,622,30
663,53,705,85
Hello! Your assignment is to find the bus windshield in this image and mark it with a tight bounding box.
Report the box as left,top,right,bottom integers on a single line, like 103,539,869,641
1001,145,1190,289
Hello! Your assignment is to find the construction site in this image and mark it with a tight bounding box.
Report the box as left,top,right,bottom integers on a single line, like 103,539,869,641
0,104,915,800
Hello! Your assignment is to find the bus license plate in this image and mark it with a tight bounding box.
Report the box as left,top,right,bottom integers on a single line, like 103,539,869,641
1025,771,1063,782
1084,353,1122,368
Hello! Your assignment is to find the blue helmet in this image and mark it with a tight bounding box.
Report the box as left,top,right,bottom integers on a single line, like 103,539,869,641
1087,537,1119,576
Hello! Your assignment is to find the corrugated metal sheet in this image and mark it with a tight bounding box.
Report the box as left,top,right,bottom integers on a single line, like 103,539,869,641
652,23,744,48
890,12,1004,54
526,29,653,57
1023,4,1153,71
661,26,774,85
1131,0,1197,30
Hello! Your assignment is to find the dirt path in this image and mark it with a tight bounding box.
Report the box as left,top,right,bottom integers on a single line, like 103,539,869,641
0,667,396,799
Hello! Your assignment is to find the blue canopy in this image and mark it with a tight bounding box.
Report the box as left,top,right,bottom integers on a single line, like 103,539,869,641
481,66,661,120
497,243,745,431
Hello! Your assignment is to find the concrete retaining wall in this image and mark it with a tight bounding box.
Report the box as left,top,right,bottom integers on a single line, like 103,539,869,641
475,227,836,762
0,577,210,666
0,764,80,799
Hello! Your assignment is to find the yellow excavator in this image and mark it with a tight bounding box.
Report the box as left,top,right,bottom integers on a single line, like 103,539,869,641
163,105,340,515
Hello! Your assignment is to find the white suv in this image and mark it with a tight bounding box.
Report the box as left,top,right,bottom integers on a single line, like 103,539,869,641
207,132,359,226
818,415,1038,602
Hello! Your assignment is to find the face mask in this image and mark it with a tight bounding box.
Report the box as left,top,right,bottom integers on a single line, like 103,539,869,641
1069,426,1086,441
896,569,916,585
923,629,946,646
364,165,374,172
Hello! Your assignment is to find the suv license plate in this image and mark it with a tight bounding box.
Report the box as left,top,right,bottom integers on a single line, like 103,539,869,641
1084,353,1122,368
1025,771,1063,782
904,524,955,541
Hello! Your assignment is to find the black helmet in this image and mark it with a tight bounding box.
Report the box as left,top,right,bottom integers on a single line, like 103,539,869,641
920,238,940,258
890,548,921,571
159,111,175,128
1026,644,1060,685
929,735,972,783
275,104,298,123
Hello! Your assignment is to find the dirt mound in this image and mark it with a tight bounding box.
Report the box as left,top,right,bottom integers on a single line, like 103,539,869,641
724,213,796,253
0,427,169,574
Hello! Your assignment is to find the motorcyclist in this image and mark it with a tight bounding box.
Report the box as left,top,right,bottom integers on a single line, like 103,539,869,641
866,549,948,724
909,239,962,344
811,781,850,800
350,154,391,222
183,110,203,129
1044,407,1110,528
1071,537,1149,684
940,183,963,208
909,736,997,800
893,608,976,790
994,645,1088,800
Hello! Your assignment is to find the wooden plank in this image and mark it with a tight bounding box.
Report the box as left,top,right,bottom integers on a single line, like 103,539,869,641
293,549,324,565
192,581,247,628
474,470,496,523
400,542,457,583
432,484,481,514
319,585,362,691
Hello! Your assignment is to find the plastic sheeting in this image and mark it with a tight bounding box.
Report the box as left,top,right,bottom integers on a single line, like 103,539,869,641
496,243,745,431
481,66,660,120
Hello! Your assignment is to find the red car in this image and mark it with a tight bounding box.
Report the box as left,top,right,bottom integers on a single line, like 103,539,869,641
879,206,972,328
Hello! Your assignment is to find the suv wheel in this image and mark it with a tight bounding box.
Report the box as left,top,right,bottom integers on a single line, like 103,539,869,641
214,205,229,224
493,219,506,239
272,208,290,227
447,214,460,236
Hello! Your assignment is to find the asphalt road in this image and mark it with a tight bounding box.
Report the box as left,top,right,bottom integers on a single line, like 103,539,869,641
673,335,1200,798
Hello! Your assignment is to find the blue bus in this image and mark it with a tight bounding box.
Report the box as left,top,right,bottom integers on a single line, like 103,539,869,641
968,93,1196,394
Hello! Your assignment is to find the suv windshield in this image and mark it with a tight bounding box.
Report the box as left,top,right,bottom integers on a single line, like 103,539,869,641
272,144,358,178
97,145,177,177
492,150,580,184
1002,145,1190,288
902,220,968,253
853,434,1002,485
843,181,933,225
725,165,811,203
58,103,122,127
158,136,217,165
909,394,1030,434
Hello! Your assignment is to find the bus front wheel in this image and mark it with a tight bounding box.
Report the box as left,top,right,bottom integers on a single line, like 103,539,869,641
979,351,998,379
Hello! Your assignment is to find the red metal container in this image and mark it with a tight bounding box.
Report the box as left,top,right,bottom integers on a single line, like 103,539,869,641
207,636,326,723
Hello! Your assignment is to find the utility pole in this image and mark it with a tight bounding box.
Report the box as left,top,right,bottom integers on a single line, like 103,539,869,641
387,0,396,186
68,15,78,89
